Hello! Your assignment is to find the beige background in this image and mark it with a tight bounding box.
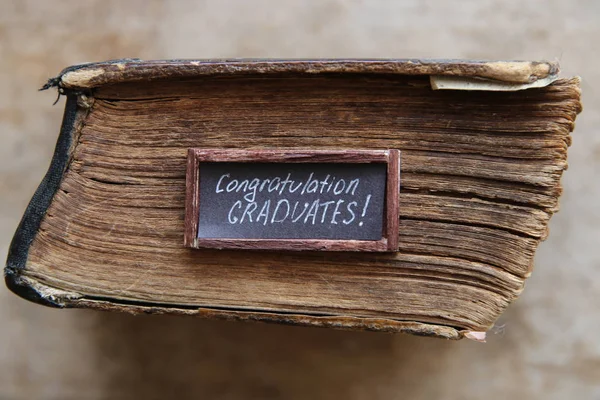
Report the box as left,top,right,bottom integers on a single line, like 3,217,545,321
1,1,599,399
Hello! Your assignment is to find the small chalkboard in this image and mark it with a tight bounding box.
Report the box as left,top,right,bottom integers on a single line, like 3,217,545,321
184,149,399,252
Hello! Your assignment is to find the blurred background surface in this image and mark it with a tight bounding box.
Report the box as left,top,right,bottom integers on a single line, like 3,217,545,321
1,1,599,399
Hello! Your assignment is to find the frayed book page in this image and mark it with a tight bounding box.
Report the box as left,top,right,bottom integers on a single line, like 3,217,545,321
430,75,558,91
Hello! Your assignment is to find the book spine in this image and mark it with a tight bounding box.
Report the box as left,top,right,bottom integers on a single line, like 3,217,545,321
4,95,79,307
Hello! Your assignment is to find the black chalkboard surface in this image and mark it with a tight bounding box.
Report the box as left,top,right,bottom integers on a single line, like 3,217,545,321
198,162,386,240
184,149,400,251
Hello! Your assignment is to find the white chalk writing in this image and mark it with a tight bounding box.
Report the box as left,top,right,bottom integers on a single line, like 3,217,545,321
216,171,372,227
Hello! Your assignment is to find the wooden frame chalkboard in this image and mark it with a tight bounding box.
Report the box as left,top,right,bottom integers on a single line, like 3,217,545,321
184,149,400,252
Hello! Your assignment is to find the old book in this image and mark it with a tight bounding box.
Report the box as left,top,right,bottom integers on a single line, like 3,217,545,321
6,59,581,340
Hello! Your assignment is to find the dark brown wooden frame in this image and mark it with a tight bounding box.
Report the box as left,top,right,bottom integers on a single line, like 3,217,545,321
184,149,400,252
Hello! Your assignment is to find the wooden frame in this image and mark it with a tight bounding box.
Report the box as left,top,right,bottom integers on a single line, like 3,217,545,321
184,149,400,252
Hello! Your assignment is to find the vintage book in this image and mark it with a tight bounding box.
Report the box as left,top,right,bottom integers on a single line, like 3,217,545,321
6,59,582,340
